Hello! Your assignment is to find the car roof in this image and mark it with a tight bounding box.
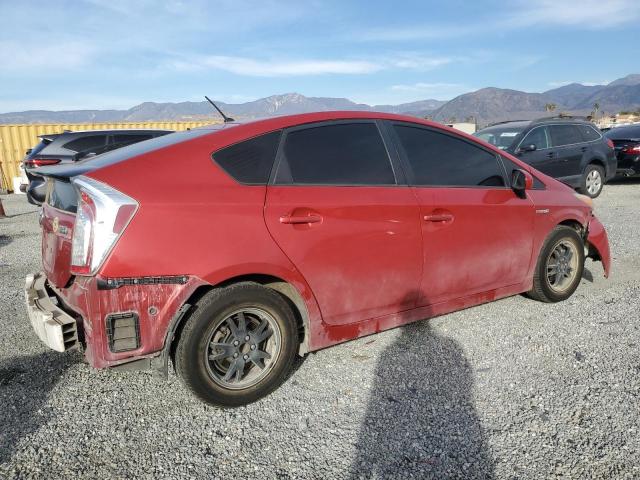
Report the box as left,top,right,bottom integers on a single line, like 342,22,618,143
480,116,594,133
39,128,173,139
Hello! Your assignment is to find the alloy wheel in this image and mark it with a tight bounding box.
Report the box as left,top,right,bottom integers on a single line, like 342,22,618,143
545,240,579,293
586,169,602,196
204,308,282,390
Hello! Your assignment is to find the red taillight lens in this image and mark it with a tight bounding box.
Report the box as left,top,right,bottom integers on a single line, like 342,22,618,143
606,139,614,149
70,191,96,275
24,158,61,168
622,145,640,154
70,177,138,276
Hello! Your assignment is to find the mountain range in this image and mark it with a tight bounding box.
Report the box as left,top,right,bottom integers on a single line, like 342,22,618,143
1,74,639,126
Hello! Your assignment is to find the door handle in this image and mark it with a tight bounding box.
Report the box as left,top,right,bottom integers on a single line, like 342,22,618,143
580,147,588,152
424,213,454,223
546,152,555,158
280,214,322,224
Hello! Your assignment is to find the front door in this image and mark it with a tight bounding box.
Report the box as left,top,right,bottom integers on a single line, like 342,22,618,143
389,122,535,306
264,121,423,326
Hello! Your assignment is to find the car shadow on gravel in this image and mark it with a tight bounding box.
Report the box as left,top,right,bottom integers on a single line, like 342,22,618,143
0,351,79,465
351,320,494,479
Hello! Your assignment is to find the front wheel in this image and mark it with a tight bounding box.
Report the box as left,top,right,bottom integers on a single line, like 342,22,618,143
528,226,585,303
175,283,299,407
579,164,605,198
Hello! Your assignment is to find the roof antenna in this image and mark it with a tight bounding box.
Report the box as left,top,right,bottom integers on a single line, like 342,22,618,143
204,96,235,123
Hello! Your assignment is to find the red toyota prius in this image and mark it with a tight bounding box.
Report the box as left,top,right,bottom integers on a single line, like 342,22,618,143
26,111,610,406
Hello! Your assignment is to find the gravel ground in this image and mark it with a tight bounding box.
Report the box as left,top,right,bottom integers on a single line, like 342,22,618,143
1,180,639,479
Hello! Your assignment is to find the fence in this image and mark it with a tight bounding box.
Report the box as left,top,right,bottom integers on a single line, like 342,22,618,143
0,121,217,192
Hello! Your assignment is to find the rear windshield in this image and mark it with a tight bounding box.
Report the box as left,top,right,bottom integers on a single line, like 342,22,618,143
474,127,524,150
605,126,640,140
47,179,77,213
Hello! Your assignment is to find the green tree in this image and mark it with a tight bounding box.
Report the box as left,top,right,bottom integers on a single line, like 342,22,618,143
545,103,557,113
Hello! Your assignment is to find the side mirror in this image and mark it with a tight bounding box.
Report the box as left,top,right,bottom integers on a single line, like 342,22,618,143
511,169,532,198
518,144,536,154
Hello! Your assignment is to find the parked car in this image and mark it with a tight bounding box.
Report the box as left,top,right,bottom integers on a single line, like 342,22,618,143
474,117,616,198
26,112,610,407
22,129,173,205
604,125,640,177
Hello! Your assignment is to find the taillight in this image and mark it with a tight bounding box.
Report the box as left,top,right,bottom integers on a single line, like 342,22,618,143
606,139,614,149
24,158,61,168
70,176,138,276
623,145,640,154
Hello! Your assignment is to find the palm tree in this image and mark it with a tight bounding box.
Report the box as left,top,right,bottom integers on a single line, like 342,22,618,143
593,102,600,119
545,103,557,113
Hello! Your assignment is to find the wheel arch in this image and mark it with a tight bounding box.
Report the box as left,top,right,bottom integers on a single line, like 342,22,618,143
166,273,312,376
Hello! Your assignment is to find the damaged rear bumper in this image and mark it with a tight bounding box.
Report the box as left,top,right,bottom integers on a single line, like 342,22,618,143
586,216,611,278
25,272,79,352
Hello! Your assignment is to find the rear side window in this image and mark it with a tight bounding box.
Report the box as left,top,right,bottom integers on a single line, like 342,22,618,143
47,179,77,213
63,135,107,153
213,130,282,184
276,123,395,185
112,134,153,145
393,125,505,187
549,125,583,147
576,124,601,142
521,126,550,149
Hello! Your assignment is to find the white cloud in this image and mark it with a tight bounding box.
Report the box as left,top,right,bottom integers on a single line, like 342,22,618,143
169,53,456,77
507,0,640,28
0,41,95,71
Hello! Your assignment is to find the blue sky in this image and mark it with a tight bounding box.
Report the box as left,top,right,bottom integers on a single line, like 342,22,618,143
1,0,639,112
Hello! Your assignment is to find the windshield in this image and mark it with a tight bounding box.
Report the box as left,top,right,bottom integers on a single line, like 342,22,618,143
474,127,524,150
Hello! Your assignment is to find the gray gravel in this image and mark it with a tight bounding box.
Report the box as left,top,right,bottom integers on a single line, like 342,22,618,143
1,179,640,479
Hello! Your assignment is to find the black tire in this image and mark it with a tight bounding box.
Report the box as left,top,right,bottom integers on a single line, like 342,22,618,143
528,226,585,303
175,283,298,407
578,163,605,198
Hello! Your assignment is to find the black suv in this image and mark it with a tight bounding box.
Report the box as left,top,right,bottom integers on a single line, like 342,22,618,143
23,129,172,205
474,117,616,198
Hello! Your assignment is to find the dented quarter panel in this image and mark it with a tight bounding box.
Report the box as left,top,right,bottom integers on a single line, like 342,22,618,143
587,216,611,277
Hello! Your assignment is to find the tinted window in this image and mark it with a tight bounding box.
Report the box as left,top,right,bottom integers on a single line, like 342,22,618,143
213,130,282,184
63,135,107,153
394,125,505,187
112,134,153,145
47,179,77,213
549,125,583,147
277,123,395,185
500,156,546,190
576,124,601,142
521,126,549,149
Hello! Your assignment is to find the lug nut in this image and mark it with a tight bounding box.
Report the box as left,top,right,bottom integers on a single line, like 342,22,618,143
233,353,238,358
245,335,250,341
243,354,249,360
250,344,256,350
233,340,240,346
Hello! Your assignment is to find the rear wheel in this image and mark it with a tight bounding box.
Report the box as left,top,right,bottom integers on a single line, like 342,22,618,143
175,283,298,407
579,164,604,198
528,226,584,303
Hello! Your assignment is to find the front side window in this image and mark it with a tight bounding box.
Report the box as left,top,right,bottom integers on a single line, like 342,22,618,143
520,126,550,150
549,124,583,147
276,123,395,185
394,125,505,187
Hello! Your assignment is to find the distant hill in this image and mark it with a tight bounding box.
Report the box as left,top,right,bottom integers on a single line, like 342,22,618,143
0,93,443,124
543,83,604,108
431,88,560,124
1,73,638,125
